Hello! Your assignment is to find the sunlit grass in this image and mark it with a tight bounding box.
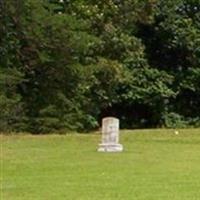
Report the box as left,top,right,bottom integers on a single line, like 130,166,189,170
1,129,200,200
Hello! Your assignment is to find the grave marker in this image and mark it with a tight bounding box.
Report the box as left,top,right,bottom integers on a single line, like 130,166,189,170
98,117,123,152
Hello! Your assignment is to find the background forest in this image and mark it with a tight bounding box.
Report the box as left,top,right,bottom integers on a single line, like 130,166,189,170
1,0,200,133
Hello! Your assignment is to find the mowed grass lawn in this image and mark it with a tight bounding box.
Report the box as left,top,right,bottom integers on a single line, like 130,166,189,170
1,129,200,200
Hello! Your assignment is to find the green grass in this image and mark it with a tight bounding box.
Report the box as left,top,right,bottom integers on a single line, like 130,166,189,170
1,129,200,200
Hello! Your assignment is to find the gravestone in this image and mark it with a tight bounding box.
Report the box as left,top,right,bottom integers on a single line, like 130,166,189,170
98,117,123,152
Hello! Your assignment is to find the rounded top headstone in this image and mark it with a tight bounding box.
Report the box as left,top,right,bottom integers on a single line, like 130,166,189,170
98,116,123,152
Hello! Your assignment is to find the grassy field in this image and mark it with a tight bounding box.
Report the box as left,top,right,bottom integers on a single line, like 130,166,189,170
1,129,200,200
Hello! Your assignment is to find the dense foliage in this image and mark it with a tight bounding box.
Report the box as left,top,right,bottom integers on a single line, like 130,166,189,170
1,0,200,133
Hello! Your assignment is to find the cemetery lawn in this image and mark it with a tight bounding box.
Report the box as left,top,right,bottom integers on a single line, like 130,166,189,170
1,129,200,200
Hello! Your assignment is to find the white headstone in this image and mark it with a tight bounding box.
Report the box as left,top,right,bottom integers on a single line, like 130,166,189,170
98,117,123,152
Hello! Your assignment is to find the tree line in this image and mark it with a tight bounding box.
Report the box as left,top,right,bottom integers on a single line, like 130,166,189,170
0,0,200,133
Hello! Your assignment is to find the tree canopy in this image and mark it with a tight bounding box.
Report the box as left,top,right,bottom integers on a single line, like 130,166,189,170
1,0,200,133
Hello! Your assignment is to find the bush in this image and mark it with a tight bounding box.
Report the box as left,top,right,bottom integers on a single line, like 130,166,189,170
163,112,188,128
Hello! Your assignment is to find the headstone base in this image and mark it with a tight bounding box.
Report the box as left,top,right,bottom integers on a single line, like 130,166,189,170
98,143,123,152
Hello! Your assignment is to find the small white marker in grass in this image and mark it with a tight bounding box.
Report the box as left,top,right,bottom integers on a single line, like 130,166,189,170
174,130,179,135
